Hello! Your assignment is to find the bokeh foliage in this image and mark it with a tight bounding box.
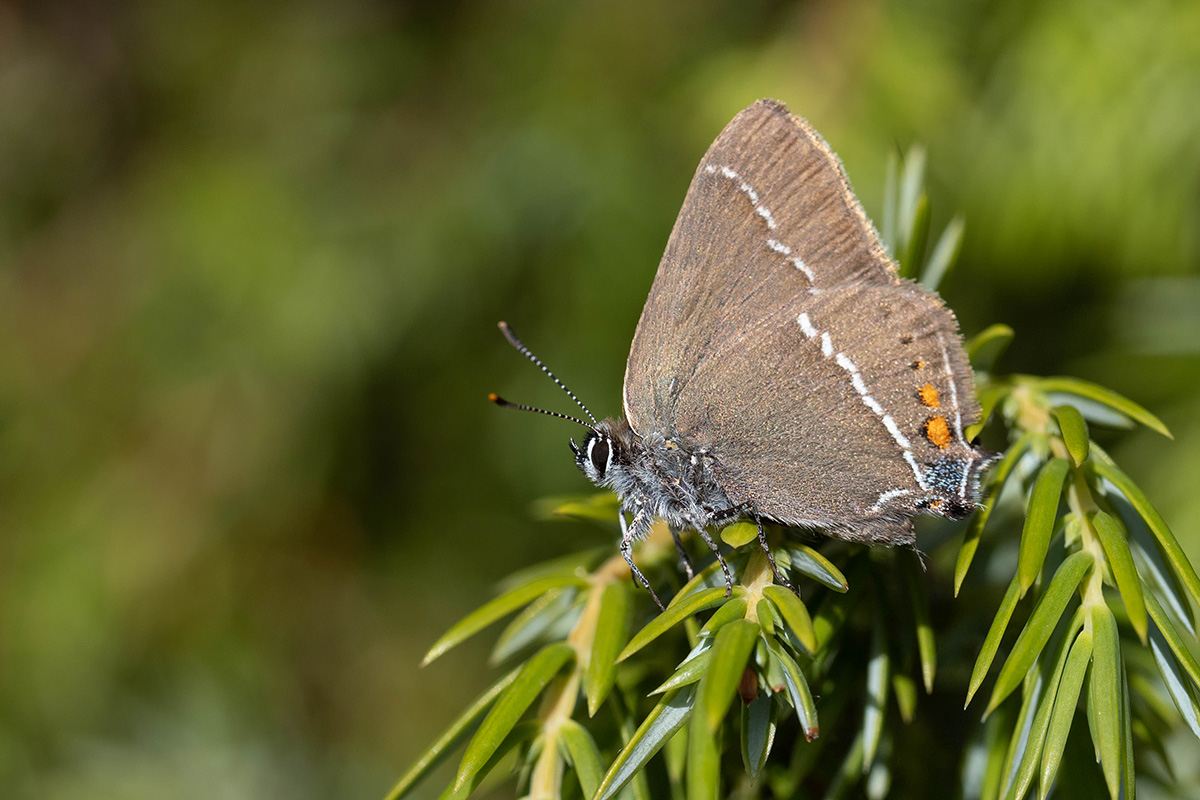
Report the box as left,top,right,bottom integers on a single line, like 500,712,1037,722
1,1,1199,798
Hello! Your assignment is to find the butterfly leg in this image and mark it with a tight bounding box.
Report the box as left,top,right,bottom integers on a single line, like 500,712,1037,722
755,516,797,595
619,508,664,610
693,528,733,598
668,525,695,580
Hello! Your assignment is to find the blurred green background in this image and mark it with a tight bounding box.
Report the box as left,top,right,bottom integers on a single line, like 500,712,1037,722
1,0,1198,797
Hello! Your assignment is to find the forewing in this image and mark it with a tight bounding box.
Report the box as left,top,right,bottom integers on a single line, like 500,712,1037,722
624,99,897,435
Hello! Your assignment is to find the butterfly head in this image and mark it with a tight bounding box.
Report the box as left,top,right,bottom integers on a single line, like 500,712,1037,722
572,418,644,491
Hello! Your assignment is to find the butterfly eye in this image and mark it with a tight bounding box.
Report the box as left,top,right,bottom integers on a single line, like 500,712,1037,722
589,436,611,476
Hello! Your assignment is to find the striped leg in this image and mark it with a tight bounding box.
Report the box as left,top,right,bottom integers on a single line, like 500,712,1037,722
619,508,664,610
755,517,796,594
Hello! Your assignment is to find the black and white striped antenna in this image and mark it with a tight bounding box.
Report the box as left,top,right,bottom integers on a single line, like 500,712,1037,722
490,321,598,429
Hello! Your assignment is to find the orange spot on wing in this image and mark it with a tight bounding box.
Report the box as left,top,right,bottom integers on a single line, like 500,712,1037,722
925,416,953,449
918,384,940,408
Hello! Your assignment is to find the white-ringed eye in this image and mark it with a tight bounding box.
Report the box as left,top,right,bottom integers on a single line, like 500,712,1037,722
588,436,611,476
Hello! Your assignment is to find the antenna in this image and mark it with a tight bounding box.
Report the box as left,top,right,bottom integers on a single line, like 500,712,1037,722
496,321,598,425
488,393,594,429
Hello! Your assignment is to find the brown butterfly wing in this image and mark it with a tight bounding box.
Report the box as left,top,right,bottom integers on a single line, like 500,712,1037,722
623,99,984,537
